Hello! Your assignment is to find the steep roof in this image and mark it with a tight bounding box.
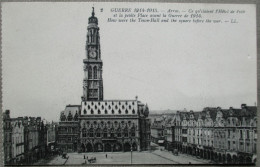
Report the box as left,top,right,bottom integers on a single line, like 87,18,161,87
63,105,81,117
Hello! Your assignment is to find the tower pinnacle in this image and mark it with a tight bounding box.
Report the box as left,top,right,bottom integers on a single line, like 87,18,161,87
92,7,95,17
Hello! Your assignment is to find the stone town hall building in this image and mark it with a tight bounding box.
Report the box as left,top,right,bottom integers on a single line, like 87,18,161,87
57,8,151,153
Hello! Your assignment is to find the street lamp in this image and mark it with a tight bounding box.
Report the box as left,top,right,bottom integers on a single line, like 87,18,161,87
130,137,133,164
131,145,133,164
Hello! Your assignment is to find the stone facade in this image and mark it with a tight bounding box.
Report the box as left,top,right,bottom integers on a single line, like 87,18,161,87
79,100,150,152
57,8,151,153
3,110,12,165
162,104,257,164
82,7,103,101
57,105,80,153
11,117,25,164
3,111,49,165
46,121,58,153
151,117,166,145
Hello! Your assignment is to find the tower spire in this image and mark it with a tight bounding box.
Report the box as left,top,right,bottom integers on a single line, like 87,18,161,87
82,8,103,101
92,7,95,17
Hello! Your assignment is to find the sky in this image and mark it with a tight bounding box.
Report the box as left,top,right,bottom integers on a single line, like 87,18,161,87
2,2,257,121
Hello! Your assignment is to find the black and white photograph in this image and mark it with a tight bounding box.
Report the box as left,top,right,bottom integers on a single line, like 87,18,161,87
2,2,257,166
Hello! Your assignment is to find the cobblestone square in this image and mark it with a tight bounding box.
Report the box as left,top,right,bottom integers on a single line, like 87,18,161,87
45,150,210,165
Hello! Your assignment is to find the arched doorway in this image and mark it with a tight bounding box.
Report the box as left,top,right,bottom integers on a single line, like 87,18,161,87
81,143,85,152
200,149,203,158
124,143,131,151
192,148,195,156
94,143,103,152
218,153,222,163
132,143,137,151
227,154,232,164
222,154,226,164
214,153,218,162
86,143,93,152
207,150,211,160
104,143,112,152
211,151,214,161
232,155,237,164
203,150,207,159
239,156,244,164
113,143,122,152
245,157,252,164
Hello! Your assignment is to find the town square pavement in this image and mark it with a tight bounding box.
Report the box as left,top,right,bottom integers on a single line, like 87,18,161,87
46,150,211,165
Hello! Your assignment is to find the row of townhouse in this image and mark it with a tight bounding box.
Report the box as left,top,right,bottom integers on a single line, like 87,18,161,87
151,104,257,165
3,110,57,165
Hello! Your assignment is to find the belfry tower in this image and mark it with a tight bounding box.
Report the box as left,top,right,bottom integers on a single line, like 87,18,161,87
82,7,103,101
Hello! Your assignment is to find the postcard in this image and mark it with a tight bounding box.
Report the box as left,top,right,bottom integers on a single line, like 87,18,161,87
2,2,257,166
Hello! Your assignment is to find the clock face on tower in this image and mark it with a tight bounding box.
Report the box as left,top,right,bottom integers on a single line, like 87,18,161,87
89,50,96,58
89,48,97,59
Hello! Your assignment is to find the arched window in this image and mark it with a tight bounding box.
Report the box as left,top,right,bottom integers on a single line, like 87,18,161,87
82,128,86,137
117,129,121,137
131,127,135,137
91,109,94,114
88,66,92,79
96,128,101,138
103,128,107,138
89,128,94,137
124,128,128,137
93,66,97,79
84,109,87,114
110,129,114,138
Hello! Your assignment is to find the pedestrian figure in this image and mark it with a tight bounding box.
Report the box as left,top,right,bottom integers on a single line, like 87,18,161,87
84,155,85,159
87,156,88,160
106,154,107,158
